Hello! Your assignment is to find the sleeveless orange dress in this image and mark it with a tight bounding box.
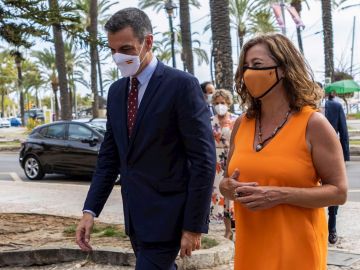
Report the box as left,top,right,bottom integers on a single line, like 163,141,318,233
228,106,327,270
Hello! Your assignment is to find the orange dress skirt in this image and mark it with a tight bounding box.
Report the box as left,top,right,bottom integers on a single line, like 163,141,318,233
228,106,327,270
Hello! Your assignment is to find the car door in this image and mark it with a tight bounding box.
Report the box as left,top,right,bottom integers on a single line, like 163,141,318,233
39,123,67,172
63,123,101,175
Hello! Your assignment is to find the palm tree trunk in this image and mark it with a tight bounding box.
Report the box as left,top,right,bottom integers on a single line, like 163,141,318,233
321,0,334,81
14,53,25,125
179,0,194,74
67,73,74,115
35,88,39,108
89,0,99,118
49,0,72,120
96,47,104,98
1,89,4,118
210,0,233,91
51,83,60,120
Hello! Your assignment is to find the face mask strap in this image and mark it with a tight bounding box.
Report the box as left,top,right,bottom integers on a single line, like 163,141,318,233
244,65,279,71
256,77,283,99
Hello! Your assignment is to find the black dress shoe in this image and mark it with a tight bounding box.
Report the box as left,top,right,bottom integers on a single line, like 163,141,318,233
329,232,338,244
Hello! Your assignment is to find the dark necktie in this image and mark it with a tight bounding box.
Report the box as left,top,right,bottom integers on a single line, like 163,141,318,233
127,77,139,137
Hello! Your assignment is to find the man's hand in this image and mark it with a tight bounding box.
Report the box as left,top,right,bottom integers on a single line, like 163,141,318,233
180,231,201,258
75,212,94,252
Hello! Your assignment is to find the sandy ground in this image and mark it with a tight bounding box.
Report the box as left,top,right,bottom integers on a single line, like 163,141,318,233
0,213,131,252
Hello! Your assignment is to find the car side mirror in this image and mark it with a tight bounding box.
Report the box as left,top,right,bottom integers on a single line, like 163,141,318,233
81,138,91,144
90,137,99,146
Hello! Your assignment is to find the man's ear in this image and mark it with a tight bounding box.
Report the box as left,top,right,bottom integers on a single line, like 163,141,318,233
145,35,153,50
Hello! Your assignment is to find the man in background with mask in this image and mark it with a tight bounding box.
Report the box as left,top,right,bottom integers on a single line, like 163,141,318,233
201,81,216,117
75,8,216,270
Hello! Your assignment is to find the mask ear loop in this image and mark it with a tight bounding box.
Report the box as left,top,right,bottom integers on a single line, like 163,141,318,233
139,35,151,65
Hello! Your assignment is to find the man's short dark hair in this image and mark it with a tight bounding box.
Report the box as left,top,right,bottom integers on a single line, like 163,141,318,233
200,81,212,94
104,8,152,42
316,81,323,89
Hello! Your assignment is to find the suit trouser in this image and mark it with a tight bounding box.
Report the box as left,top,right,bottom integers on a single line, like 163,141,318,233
130,233,180,270
328,205,339,233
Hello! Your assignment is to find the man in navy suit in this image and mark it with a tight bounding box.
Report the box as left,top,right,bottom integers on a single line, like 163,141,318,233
75,8,216,269
325,90,350,244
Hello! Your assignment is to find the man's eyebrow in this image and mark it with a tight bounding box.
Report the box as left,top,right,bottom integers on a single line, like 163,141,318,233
107,44,134,50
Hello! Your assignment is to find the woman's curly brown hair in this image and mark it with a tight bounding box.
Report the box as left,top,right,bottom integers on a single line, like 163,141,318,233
234,33,323,118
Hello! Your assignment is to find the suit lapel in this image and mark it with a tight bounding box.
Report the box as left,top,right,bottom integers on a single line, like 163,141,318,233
127,61,165,153
117,78,130,152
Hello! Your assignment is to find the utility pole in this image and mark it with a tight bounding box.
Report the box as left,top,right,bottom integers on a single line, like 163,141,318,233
350,16,356,76
280,0,287,35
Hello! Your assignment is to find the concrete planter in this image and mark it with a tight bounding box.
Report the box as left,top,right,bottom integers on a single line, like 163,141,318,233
0,235,234,269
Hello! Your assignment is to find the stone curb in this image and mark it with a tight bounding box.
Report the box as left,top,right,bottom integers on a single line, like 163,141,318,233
0,236,234,269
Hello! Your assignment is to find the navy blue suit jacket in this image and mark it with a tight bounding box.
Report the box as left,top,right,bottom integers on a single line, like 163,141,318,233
83,61,216,242
325,98,350,161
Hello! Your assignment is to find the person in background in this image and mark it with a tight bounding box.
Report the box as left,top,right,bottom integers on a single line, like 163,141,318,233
325,89,350,244
201,81,216,117
210,89,237,239
220,33,347,270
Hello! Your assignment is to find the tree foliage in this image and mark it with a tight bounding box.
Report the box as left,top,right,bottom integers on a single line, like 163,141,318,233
0,0,83,47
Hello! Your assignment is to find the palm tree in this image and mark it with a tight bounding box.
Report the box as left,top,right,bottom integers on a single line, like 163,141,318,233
138,0,201,74
64,42,88,116
48,0,72,120
0,52,17,117
88,0,99,118
103,67,119,91
22,62,44,109
321,0,334,81
32,49,60,120
74,0,116,113
209,0,233,91
229,0,274,49
336,0,360,9
153,30,209,67
10,51,25,125
179,0,199,74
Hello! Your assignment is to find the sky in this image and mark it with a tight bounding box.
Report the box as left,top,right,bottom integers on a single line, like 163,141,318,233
4,0,360,99
104,0,360,87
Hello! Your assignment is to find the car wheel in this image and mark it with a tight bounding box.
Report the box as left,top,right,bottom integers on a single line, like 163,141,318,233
24,155,45,180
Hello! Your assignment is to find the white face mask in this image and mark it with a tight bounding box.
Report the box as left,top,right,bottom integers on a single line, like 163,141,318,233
214,104,228,116
112,41,147,77
206,94,213,104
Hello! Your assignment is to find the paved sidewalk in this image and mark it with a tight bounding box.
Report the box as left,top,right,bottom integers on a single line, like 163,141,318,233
1,180,360,269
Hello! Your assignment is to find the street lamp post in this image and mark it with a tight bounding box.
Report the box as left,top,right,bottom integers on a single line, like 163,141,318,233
165,0,177,69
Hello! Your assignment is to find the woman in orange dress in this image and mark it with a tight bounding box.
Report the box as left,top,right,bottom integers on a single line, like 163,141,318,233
219,33,348,270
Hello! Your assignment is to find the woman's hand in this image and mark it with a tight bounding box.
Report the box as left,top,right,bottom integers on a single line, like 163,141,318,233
234,186,285,211
219,169,258,200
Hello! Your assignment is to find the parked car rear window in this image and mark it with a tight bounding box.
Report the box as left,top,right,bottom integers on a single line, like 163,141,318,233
68,124,93,141
44,124,65,139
